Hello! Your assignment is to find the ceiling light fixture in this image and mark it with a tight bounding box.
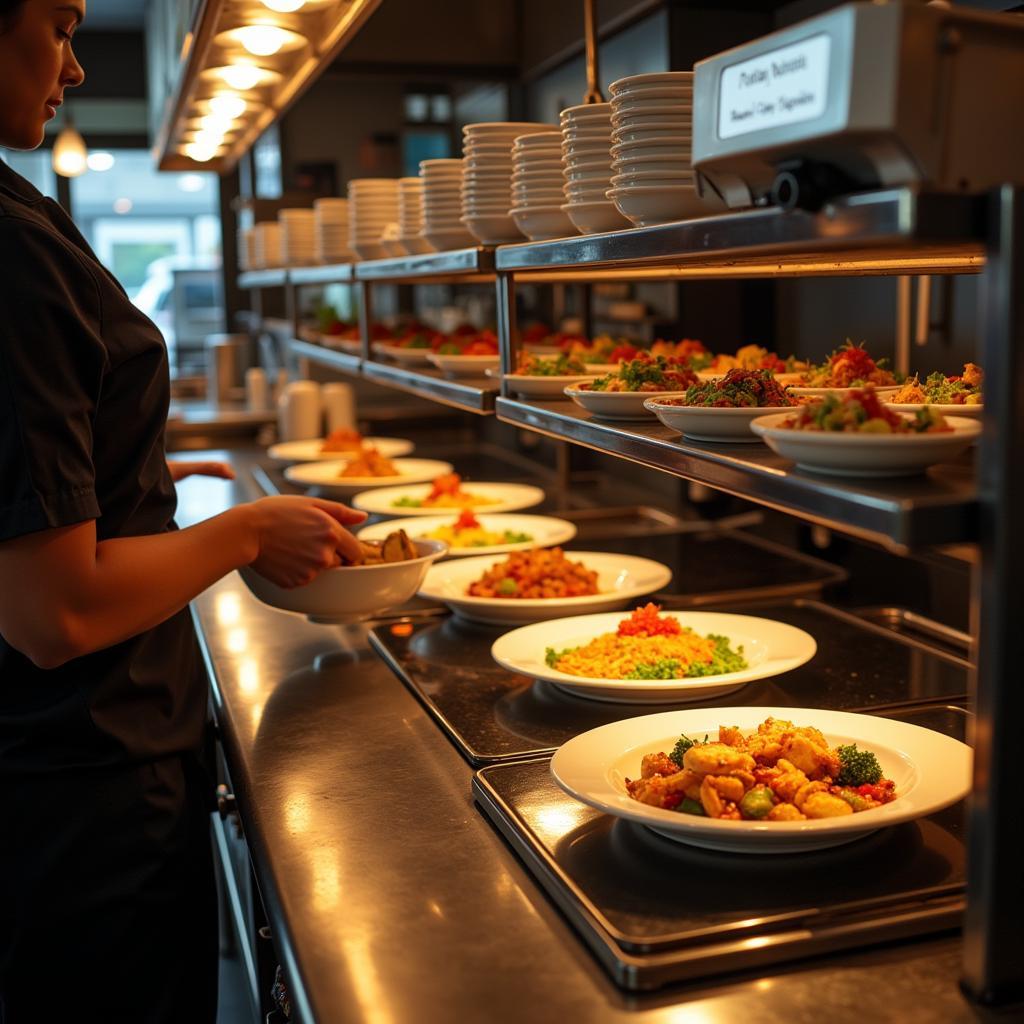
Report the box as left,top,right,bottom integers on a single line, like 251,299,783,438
260,0,305,11
52,117,88,177
86,151,115,172
201,63,283,91
184,142,220,163
208,94,247,119
215,24,306,57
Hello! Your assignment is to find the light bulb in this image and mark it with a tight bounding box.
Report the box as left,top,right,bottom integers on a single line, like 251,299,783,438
52,122,87,177
209,94,247,119
86,151,115,172
185,142,218,162
236,25,288,56
260,0,304,10
198,113,235,133
194,127,227,147
221,64,262,90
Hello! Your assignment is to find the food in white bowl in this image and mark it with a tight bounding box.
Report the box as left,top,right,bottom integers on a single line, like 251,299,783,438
239,534,447,622
550,706,971,853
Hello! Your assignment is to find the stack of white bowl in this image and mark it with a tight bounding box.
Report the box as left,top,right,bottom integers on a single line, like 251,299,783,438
419,159,476,251
237,226,255,271
313,198,352,263
509,132,578,241
252,221,281,268
348,178,399,261
559,103,631,234
461,122,552,245
608,71,716,226
397,177,434,254
278,208,316,266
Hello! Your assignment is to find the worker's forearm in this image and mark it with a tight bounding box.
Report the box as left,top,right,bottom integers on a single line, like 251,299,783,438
66,505,258,656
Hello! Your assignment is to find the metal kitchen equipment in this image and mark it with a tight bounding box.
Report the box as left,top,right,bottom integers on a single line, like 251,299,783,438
692,1,1024,210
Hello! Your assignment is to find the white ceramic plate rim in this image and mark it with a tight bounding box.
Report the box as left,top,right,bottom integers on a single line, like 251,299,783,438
550,706,971,842
267,437,414,462
750,412,982,443
883,402,984,415
357,513,577,555
351,482,546,515
284,458,454,489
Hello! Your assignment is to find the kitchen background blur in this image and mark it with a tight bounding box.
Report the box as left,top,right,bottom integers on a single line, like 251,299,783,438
3,0,1016,384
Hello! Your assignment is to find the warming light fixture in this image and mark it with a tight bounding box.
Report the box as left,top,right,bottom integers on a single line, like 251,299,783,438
215,24,306,57
184,142,220,163
260,0,305,11
52,119,87,177
198,113,236,134
201,63,283,91
208,94,247,119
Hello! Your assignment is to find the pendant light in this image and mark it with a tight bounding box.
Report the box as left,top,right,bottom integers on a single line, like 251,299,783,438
52,114,87,177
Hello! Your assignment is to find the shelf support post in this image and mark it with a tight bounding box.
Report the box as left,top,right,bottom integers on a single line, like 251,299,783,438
497,271,517,398
962,185,1024,1006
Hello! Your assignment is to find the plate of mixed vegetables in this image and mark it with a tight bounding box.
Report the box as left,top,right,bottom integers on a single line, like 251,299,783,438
351,475,547,516
789,342,901,395
644,369,800,442
550,707,971,852
492,352,600,397
751,387,981,476
885,363,984,417
565,356,699,420
357,511,576,557
491,605,815,703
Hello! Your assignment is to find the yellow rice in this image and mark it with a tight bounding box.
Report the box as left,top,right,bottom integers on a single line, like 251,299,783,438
553,631,718,679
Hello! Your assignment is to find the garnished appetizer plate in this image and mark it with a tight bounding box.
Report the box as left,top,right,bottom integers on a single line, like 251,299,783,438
267,437,414,462
418,551,672,625
284,458,454,496
357,513,576,557
751,413,980,477
352,481,546,516
550,706,971,853
491,609,816,703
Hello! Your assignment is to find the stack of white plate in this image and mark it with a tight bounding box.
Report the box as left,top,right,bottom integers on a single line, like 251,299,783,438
608,71,719,226
397,177,434,255
278,208,316,266
237,226,255,271
509,132,578,241
252,221,282,268
348,178,399,261
314,198,353,263
420,159,476,251
559,103,631,235
462,122,552,245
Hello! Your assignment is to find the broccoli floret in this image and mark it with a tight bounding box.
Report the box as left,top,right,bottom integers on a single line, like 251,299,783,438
669,733,708,769
836,743,883,787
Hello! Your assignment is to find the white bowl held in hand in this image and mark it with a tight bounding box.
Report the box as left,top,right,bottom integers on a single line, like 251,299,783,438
550,706,971,852
419,551,672,625
239,538,447,622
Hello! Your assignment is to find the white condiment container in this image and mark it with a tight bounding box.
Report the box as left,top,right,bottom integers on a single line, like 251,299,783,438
277,380,321,441
321,382,355,433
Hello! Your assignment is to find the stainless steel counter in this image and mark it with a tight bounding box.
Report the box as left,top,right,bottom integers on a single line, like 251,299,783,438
175,453,994,1024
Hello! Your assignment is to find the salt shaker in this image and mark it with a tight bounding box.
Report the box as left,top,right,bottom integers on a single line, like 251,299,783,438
321,382,355,433
277,381,321,441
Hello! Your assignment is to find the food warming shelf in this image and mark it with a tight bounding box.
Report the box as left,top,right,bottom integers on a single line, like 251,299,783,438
354,246,495,282
472,703,968,991
362,361,497,414
495,397,977,552
289,263,354,285
237,268,289,289
495,189,983,278
369,598,969,767
289,338,362,375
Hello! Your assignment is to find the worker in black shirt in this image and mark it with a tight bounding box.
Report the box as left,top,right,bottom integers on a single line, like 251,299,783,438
0,3,367,1021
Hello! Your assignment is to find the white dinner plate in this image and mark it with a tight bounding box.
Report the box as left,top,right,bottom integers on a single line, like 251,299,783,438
564,384,688,421
267,437,415,462
489,368,599,397
750,412,981,476
427,352,501,377
357,513,577,557
492,610,815,703
550,706,972,853
644,398,789,443
418,551,672,625
284,458,454,495
373,342,433,365
352,481,546,516
883,401,984,418
788,386,901,398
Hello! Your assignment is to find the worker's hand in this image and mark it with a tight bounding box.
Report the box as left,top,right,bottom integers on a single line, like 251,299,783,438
167,460,236,483
247,495,367,588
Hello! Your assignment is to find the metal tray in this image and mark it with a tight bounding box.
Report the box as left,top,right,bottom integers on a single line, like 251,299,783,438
369,598,970,767
473,704,969,991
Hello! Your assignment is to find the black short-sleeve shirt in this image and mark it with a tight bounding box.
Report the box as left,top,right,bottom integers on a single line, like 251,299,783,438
0,160,205,775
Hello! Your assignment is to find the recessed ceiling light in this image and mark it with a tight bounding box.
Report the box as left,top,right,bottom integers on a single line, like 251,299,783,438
184,142,220,163
208,94,247,119
201,63,283,91
87,151,115,172
260,0,305,11
216,24,306,57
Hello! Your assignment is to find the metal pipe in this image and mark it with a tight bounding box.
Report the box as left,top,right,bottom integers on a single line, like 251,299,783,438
895,276,912,377
583,0,603,104
962,185,1024,1005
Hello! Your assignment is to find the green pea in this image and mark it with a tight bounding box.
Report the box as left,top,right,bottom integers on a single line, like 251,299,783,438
677,798,705,816
739,786,774,820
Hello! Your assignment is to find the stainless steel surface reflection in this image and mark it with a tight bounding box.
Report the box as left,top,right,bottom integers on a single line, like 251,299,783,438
175,452,987,1023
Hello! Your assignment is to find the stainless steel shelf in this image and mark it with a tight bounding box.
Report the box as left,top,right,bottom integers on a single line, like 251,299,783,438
362,360,496,414
495,396,977,551
237,268,288,289
289,263,354,285
495,189,984,279
355,247,495,282
289,338,361,375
